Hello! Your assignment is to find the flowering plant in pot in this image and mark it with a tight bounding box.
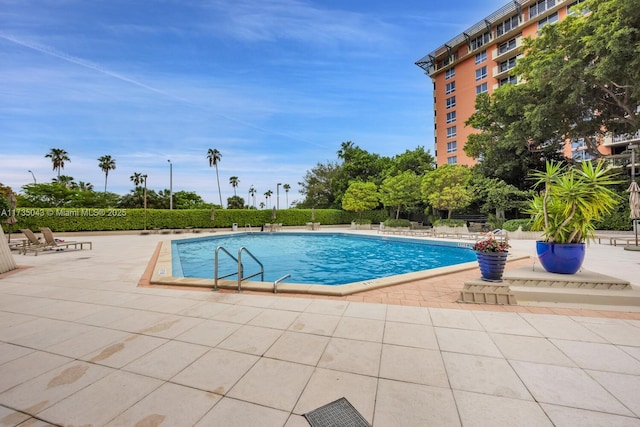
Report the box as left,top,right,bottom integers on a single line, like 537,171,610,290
473,236,510,282
527,160,621,274
472,236,510,253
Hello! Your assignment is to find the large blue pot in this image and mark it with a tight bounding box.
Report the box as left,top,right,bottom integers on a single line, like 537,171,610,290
536,241,585,274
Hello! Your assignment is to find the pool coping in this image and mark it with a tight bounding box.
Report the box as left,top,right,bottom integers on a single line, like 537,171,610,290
148,231,530,296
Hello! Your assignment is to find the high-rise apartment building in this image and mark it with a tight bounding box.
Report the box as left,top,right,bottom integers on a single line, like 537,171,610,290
416,0,593,167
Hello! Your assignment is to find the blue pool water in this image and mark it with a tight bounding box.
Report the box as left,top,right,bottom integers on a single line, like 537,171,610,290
172,232,476,286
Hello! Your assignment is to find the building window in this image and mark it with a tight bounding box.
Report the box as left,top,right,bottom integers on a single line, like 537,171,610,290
475,50,487,64
445,81,456,94
447,156,458,164
499,56,518,73
447,141,457,153
476,82,488,94
446,111,456,124
538,11,559,29
498,38,517,55
567,0,587,15
445,67,455,80
470,32,491,51
499,75,518,86
496,15,519,37
530,0,556,19
446,96,456,109
475,66,487,81
446,126,457,138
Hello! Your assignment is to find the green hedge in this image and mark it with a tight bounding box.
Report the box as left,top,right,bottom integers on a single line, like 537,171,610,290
502,219,533,232
3,208,388,233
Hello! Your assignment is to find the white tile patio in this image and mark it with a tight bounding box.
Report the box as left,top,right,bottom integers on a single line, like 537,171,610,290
0,232,638,426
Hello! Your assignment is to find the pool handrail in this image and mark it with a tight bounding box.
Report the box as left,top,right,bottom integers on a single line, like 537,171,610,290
237,247,264,293
214,246,239,290
273,274,291,294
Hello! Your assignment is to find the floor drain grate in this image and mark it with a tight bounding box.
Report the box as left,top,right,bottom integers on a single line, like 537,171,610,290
304,397,371,427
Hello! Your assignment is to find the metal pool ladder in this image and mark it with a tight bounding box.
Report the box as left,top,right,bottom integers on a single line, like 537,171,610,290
214,246,264,292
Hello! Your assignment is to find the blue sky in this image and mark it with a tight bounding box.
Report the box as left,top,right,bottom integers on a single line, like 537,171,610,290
1,0,506,206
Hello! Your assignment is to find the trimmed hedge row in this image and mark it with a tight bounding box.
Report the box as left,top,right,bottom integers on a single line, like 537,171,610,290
4,208,388,232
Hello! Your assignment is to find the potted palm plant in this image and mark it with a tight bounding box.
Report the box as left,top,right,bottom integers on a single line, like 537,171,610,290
527,161,621,274
473,235,510,282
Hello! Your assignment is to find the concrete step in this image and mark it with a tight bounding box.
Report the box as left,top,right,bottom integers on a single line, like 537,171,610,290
459,267,640,309
509,285,640,308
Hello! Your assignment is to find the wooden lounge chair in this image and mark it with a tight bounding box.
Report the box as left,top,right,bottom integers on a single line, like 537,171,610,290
19,229,49,254
29,227,92,255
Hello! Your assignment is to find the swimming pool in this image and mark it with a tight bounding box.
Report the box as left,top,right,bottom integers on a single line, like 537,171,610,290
171,232,476,286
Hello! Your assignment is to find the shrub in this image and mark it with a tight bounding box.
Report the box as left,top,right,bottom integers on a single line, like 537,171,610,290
384,219,411,228
502,219,533,232
433,219,466,227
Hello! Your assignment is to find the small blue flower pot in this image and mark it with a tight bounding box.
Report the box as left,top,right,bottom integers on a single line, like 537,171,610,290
475,251,508,282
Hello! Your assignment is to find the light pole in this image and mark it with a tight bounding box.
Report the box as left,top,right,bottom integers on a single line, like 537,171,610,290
167,159,173,210
277,183,282,210
28,170,36,183
143,174,148,230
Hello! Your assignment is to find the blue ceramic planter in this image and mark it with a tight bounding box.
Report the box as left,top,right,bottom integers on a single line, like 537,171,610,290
536,241,585,274
475,251,508,282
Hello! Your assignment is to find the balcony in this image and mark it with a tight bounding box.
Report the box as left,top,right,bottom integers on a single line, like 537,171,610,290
492,36,522,62
603,131,640,147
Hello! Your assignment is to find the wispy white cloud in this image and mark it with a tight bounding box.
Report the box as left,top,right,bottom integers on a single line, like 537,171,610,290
200,0,394,47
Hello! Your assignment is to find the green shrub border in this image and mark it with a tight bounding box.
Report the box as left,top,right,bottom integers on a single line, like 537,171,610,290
3,208,388,233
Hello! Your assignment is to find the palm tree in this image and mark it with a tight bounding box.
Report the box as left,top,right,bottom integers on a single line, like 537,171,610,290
229,176,239,196
76,181,94,191
97,155,116,192
130,172,144,187
264,190,273,208
45,148,70,178
249,185,257,208
52,175,74,188
259,202,265,209
283,183,291,209
207,148,223,206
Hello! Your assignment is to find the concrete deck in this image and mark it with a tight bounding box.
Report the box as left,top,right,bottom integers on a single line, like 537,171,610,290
1,231,640,426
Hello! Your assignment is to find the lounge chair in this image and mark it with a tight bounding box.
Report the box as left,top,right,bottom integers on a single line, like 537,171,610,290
31,227,92,255
19,229,49,254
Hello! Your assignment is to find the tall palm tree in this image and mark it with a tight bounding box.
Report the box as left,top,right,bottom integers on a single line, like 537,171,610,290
249,185,257,208
97,155,116,192
130,172,144,187
229,176,239,196
45,148,70,178
206,148,223,206
283,183,291,209
265,190,273,208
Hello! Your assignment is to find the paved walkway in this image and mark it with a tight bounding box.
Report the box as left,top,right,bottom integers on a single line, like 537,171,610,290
1,233,639,426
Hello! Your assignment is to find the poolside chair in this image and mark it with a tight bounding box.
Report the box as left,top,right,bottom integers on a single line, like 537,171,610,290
36,227,92,254
19,229,49,255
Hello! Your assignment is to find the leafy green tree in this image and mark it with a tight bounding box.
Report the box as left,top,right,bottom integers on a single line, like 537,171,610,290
229,176,239,196
72,181,94,192
421,165,472,219
119,188,162,209
516,0,640,156
174,191,208,209
68,191,120,208
45,148,70,178
465,88,565,190
335,142,390,206
385,146,435,177
19,183,74,207
97,155,116,192
0,184,13,200
207,148,223,207
341,181,379,220
471,174,530,222
298,162,342,208
379,171,422,219
227,195,245,209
